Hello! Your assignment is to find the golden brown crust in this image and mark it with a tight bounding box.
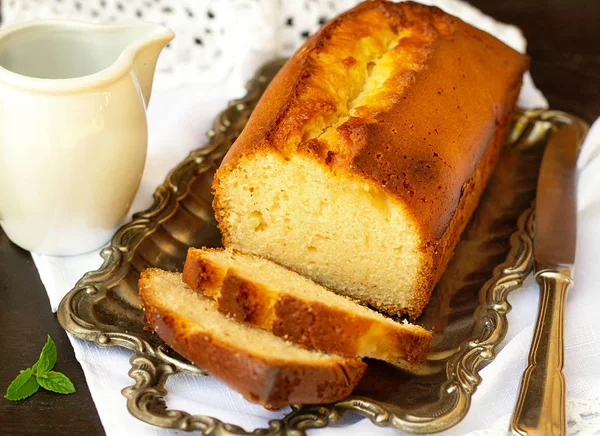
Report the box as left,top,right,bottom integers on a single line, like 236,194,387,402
403,95,518,319
183,248,432,363
213,0,528,318
140,269,366,409
271,294,371,358
219,273,272,326
181,247,226,293
216,1,527,234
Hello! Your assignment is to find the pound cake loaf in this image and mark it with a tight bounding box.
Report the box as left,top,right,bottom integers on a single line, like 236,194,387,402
213,0,529,318
183,247,432,364
139,269,366,409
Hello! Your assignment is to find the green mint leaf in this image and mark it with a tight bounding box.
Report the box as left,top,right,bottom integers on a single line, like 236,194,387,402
33,356,51,376
37,371,75,395
4,335,74,401
32,335,57,373
5,368,40,401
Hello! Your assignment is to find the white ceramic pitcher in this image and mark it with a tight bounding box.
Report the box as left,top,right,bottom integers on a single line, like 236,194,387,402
0,21,174,255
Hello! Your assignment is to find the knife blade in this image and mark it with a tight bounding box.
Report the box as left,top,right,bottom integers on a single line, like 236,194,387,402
534,124,578,270
511,123,580,436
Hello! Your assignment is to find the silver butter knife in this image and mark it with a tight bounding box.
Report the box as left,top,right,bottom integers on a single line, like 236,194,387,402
510,123,580,435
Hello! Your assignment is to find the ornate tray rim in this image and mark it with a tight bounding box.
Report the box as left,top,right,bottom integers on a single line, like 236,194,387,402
57,58,590,435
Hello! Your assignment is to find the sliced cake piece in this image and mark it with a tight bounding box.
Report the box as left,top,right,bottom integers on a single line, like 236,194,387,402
139,268,366,409
182,248,432,364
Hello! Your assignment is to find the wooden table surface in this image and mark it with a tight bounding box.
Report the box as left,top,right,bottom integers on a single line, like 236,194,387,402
0,1,598,434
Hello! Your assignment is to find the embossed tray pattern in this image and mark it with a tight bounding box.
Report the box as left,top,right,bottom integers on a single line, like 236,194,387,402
57,59,589,435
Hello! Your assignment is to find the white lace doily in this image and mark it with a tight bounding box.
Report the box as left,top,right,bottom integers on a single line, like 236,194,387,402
1,0,525,89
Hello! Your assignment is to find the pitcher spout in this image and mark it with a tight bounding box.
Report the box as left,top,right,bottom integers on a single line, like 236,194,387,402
0,20,173,95
122,23,174,106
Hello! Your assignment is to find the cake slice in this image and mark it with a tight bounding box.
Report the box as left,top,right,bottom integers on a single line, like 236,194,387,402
139,268,366,409
182,248,432,364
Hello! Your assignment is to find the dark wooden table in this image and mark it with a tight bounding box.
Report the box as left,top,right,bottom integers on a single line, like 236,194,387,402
0,1,598,434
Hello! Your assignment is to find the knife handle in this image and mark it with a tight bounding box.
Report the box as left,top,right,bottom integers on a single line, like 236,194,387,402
510,268,572,436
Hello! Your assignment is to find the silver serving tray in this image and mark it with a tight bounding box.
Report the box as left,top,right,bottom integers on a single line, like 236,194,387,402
57,58,589,435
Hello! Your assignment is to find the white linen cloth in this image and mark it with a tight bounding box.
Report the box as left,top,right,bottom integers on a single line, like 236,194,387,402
17,1,600,435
